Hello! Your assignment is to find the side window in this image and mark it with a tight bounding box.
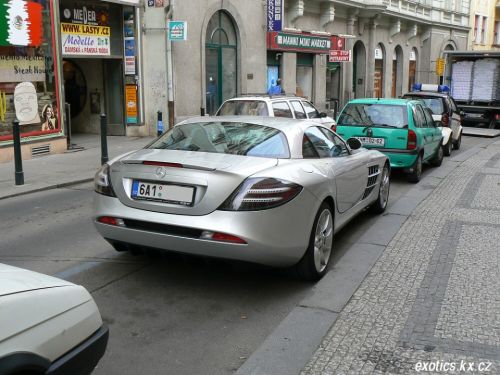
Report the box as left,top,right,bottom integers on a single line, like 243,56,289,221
302,101,320,118
303,127,336,158
450,98,458,113
422,107,435,127
319,128,350,157
272,101,293,118
413,105,426,128
290,100,307,119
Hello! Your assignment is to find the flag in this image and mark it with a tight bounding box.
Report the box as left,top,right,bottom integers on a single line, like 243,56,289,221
0,0,43,47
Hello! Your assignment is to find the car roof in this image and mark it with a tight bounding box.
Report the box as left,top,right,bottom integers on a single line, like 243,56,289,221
347,98,411,105
222,95,307,102
178,115,322,132
403,91,449,98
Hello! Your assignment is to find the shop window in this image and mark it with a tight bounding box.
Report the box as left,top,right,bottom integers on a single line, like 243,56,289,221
0,0,61,142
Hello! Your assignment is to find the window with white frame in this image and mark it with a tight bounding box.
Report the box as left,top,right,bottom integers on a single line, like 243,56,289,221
474,15,480,43
481,16,487,44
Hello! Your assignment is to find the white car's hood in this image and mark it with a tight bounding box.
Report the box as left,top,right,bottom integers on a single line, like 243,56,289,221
0,263,73,297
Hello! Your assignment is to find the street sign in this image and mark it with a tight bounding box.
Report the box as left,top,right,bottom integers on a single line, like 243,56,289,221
329,50,351,62
168,21,187,41
436,58,445,75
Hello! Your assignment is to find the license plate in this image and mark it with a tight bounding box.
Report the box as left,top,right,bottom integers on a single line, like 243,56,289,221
354,137,385,146
466,113,483,118
131,181,195,206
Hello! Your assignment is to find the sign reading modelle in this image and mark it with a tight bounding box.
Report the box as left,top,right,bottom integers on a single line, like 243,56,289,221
60,4,110,56
267,32,344,54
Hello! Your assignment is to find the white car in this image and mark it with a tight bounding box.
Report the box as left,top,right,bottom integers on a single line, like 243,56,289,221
216,95,336,128
403,86,463,156
0,264,108,375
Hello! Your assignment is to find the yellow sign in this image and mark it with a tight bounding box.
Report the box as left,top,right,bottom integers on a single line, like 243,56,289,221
125,85,138,124
60,23,110,36
436,58,445,76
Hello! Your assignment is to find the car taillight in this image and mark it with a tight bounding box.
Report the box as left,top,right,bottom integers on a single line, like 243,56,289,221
218,177,303,211
97,216,125,226
407,129,417,150
200,231,247,244
331,124,337,132
94,164,116,197
495,114,500,121
441,113,449,127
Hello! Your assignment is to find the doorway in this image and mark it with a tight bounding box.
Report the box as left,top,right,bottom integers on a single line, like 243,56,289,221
205,11,238,115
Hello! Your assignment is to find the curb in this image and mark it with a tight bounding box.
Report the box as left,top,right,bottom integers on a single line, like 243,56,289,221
0,177,94,201
236,139,497,375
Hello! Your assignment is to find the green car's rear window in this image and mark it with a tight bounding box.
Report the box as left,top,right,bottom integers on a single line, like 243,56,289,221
338,103,409,129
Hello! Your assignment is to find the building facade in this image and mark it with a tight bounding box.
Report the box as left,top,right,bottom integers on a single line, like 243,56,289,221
0,0,474,162
468,0,500,49
0,0,142,162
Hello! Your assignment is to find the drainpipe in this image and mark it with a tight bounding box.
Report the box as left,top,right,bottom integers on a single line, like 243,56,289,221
165,1,174,128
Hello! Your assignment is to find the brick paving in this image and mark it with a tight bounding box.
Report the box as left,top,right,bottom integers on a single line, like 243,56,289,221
303,142,500,374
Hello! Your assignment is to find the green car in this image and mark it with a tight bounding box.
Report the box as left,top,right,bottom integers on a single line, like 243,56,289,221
335,98,443,182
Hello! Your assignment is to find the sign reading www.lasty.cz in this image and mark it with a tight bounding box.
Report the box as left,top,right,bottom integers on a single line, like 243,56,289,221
61,22,110,56
60,4,111,56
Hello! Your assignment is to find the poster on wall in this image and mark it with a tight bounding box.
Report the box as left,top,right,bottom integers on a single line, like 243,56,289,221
0,56,46,82
124,18,135,75
60,4,111,56
125,84,137,124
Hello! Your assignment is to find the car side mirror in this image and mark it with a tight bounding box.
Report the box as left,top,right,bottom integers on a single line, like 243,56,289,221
346,137,362,150
319,112,327,118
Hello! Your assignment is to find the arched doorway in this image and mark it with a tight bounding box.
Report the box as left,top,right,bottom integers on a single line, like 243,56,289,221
442,44,455,85
408,47,418,91
374,43,385,98
352,41,366,98
391,45,403,97
205,11,238,115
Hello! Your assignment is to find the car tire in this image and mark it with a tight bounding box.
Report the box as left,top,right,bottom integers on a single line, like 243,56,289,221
443,139,452,156
294,202,333,281
430,144,444,167
407,154,423,183
453,134,461,150
370,163,390,214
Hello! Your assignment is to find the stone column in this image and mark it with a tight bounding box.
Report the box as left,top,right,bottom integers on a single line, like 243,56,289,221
282,52,297,95
313,54,327,110
366,17,379,98
343,14,357,105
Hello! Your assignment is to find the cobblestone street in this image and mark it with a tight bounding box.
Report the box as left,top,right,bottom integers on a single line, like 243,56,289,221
303,140,500,374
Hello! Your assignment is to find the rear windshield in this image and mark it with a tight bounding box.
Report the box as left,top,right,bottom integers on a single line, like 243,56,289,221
217,100,269,116
403,96,445,115
338,103,409,129
148,122,290,158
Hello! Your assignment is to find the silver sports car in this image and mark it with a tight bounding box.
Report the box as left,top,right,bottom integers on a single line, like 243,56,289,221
93,116,390,280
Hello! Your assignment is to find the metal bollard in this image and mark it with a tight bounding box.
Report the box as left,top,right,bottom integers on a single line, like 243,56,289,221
157,110,164,136
12,119,24,185
100,113,108,165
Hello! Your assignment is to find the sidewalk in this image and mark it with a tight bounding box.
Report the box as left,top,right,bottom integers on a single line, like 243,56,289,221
238,139,500,375
0,134,154,200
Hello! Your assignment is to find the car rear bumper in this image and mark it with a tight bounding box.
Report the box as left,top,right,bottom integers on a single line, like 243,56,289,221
93,192,318,267
365,148,419,169
46,325,109,375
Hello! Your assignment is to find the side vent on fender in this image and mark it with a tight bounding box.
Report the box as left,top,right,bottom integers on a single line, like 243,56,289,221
363,165,380,199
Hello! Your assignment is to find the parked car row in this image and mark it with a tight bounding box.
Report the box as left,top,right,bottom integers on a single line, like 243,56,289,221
92,88,458,283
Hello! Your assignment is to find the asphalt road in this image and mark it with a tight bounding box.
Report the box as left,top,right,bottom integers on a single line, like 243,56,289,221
0,135,492,375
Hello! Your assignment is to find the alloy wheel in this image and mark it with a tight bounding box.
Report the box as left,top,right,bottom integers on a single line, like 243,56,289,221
313,209,333,273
